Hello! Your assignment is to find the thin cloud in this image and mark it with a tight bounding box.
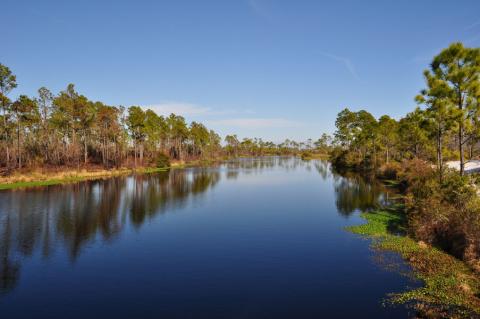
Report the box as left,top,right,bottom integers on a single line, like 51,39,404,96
410,45,447,65
145,102,211,116
208,118,302,128
465,33,480,45
247,0,271,19
466,19,480,31
143,102,256,117
320,52,359,79
248,0,262,13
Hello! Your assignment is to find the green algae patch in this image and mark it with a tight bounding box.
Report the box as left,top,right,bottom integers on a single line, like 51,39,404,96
347,208,480,318
0,179,67,190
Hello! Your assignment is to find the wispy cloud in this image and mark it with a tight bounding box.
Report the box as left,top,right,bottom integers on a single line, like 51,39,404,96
143,102,256,117
145,102,211,116
247,0,271,19
320,52,359,79
248,0,261,13
208,118,302,128
465,33,480,45
466,19,480,31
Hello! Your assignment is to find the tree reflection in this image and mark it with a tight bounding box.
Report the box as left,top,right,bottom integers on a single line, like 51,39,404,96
0,216,20,296
332,170,393,217
0,157,383,298
314,161,330,180
0,168,220,295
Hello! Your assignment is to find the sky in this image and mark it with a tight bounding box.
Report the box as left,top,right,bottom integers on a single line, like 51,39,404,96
3,0,480,142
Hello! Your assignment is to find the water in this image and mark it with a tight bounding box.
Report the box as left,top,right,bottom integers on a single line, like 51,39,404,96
0,157,416,318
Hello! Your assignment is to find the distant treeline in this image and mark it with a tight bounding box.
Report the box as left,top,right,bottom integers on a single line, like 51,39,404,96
0,65,329,172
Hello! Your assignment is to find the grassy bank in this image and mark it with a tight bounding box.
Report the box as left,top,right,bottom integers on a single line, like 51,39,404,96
0,157,232,190
299,152,329,161
347,207,480,318
0,166,172,190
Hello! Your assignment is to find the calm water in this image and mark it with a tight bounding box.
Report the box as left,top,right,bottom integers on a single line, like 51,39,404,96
0,157,416,318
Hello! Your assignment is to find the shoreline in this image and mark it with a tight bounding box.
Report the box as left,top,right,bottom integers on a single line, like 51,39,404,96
0,167,168,190
0,155,316,190
333,163,480,317
346,205,480,318
0,159,223,190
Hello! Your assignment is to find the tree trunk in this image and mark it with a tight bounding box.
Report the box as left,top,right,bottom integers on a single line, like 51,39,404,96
17,121,21,169
83,131,88,165
3,103,10,169
459,94,465,176
134,140,137,168
437,127,443,182
459,123,465,176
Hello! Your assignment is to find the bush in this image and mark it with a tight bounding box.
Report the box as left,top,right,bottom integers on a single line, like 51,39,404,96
300,151,312,160
329,147,361,169
156,153,171,169
377,162,401,180
398,158,435,193
402,162,480,264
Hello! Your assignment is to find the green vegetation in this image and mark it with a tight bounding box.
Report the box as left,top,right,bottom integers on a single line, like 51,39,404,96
0,62,333,185
347,207,480,318
330,43,480,176
300,151,313,160
333,42,480,317
0,179,74,190
156,153,171,169
330,43,480,263
0,167,172,190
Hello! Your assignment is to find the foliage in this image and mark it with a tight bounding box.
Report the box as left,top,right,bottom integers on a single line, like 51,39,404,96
377,162,402,180
156,153,171,169
347,208,480,318
0,63,319,171
300,150,312,160
403,168,480,263
334,42,480,316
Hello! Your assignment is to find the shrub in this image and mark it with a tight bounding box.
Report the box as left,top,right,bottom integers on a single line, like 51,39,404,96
377,162,401,180
402,162,480,263
300,151,312,160
156,153,171,169
329,147,363,169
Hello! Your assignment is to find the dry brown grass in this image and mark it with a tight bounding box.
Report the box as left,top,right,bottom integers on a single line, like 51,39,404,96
0,168,134,185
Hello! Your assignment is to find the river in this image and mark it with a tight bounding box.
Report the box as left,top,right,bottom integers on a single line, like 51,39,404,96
0,157,416,318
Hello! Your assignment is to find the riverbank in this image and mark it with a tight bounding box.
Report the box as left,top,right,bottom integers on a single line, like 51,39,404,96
347,206,480,318
0,167,165,190
0,155,313,190
300,152,329,161
0,159,223,190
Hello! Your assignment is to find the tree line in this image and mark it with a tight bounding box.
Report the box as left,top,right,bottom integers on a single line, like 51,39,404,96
0,64,329,172
331,42,480,179
330,42,480,271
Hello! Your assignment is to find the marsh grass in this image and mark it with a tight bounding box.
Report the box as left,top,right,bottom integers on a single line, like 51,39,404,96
0,167,171,190
347,207,480,318
0,158,224,190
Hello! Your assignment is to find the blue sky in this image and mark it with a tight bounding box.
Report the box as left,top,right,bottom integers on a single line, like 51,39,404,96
4,0,480,142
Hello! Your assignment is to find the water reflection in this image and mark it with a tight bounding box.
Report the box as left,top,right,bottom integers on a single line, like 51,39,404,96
313,160,330,180
0,169,220,295
332,170,393,217
0,157,393,299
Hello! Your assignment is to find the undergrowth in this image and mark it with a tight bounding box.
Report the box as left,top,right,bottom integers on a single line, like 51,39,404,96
347,208,480,318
